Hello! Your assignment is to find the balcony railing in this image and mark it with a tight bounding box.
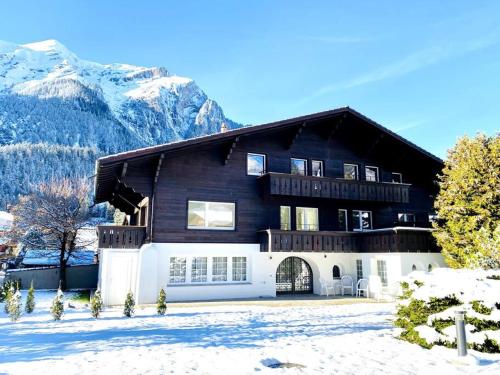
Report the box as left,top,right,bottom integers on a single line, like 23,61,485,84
259,172,410,203
259,227,438,253
97,225,147,249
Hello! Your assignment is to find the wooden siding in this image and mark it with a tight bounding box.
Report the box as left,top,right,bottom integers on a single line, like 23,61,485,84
263,172,410,203
259,229,439,253
97,226,147,249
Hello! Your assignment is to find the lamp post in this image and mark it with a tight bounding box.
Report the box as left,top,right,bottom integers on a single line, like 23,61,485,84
455,310,467,356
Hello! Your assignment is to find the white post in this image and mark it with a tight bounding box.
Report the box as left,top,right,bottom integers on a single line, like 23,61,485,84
455,310,467,356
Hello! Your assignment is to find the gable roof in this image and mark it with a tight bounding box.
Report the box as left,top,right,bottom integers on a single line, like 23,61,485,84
97,106,442,165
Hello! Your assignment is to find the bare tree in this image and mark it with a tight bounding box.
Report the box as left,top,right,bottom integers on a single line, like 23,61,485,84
8,178,92,289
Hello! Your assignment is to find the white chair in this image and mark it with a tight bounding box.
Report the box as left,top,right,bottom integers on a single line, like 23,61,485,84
320,278,337,297
340,275,354,296
356,278,369,298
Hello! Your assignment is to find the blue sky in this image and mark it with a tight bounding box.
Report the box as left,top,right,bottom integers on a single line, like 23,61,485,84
1,1,499,158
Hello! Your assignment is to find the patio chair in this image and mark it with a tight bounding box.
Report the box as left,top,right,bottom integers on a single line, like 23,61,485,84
340,275,354,296
356,278,369,298
320,278,337,297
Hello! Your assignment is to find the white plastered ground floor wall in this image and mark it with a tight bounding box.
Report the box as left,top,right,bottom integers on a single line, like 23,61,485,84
98,243,446,305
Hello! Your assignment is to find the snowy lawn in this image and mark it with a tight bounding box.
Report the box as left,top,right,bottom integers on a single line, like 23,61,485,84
0,292,499,375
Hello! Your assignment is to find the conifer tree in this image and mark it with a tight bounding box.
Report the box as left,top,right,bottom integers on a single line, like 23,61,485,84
433,133,500,269
25,280,35,314
8,288,22,322
3,285,13,314
50,287,65,321
90,289,104,318
123,291,135,317
157,288,167,316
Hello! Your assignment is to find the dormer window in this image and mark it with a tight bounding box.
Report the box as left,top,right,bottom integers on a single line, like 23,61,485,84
391,172,403,183
247,153,266,176
344,163,359,180
291,158,307,176
365,166,379,182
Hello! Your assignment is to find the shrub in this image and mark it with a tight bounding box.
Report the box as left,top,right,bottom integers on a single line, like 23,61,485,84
470,337,500,354
413,280,424,288
50,288,64,321
486,275,500,280
471,300,492,315
7,288,22,322
431,319,454,333
399,328,432,349
3,285,14,313
157,288,167,316
123,292,135,317
25,281,35,314
398,282,413,300
90,289,104,318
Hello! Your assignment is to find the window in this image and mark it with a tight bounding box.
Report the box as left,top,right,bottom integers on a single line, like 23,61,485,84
247,153,266,176
428,264,433,272
232,257,247,281
338,209,348,231
412,264,417,271
187,201,235,230
352,210,372,231
169,257,186,284
398,213,416,223
428,214,437,224
344,163,359,180
312,160,324,177
377,260,388,286
212,257,227,282
356,259,363,280
291,158,307,175
280,206,291,230
296,207,318,231
191,257,208,282
365,166,379,182
332,265,341,279
391,172,403,183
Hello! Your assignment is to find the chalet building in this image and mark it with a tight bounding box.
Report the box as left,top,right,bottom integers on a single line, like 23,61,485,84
94,107,445,305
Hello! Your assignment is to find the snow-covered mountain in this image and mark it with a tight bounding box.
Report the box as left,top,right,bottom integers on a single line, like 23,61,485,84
0,39,240,152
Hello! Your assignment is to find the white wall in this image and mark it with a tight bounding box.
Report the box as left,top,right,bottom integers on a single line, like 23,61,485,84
98,242,446,305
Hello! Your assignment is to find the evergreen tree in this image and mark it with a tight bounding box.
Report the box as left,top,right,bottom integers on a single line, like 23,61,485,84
25,280,35,314
157,288,167,316
433,133,500,269
50,288,65,321
123,291,135,317
7,288,22,322
3,285,13,314
90,289,104,318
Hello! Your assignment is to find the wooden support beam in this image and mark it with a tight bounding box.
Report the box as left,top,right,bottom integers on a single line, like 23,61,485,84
224,136,240,165
152,153,165,193
328,114,346,140
287,122,307,149
365,133,385,157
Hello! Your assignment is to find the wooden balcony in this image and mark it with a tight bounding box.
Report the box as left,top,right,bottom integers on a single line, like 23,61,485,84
97,225,147,249
259,228,438,253
259,172,410,203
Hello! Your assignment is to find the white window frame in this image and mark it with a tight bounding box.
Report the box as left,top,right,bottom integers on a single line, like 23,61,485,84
296,207,319,231
338,209,348,231
191,257,208,283
343,163,359,180
247,153,266,176
280,206,291,231
232,256,247,282
291,158,308,176
391,172,403,184
356,259,363,280
187,200,235,230
352,210,372,231
169,257,187,284
365,166,379,182
398,213,416,223
377,259,388,286
212,257,228,282
311,160,324,177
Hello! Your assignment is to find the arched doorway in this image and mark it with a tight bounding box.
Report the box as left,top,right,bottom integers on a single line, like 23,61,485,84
276,257,313,294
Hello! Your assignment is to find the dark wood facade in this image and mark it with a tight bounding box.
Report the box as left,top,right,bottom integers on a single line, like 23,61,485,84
94,107,443,253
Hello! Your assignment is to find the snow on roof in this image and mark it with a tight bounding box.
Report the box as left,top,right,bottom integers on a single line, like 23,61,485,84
0,211,13,230
21,249,95,266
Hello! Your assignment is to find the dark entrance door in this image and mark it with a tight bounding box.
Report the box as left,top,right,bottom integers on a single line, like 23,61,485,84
276,257,313,294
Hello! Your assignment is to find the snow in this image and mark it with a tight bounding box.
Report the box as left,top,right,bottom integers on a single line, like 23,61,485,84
0,211,13,230
0,292,498,374
20,249,95,267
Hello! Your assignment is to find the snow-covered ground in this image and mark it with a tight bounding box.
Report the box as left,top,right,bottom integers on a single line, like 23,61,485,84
0,292,499,375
